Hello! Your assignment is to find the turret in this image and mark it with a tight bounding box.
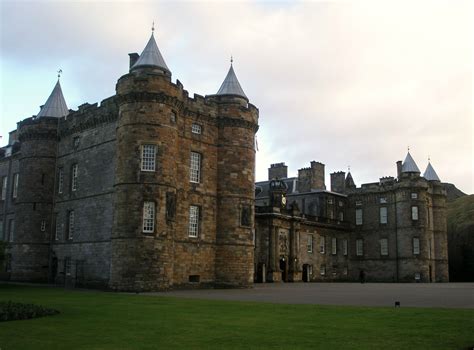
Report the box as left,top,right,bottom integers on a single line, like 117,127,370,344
110,30,178,291
10,77,66,281
208,59,259,287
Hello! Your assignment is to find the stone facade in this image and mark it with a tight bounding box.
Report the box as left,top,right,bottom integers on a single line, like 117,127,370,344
0,34,258,291
255,161,449,283
0,32,449,290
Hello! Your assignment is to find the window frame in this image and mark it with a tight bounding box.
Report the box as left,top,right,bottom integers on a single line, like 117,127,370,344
58,168,64,194
191,123,202,135
1,176,7,200
319,236,325,254
307,234,313,253
67,210,75,240
356,239,364,256
141,144,157,172
331,237,337,255
379,206,388,224
54,213,60,241
413,237,420,255
71,164,78,192
411,206,419,221
343,239,348,256
188,205,200,238
142,201,156,233
355,208,363,225
8,219,14,242
380,238,389,256
190,152,201,183
12,173,19,199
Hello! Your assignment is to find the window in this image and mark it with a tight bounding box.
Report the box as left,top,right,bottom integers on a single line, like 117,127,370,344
331,237,337,255
356,239,364,256
355,200,362,206
67,211,75,240
343,266,348,275
71,164,78,192
0,220,3,240
307,234,313,253
64,257,72,276
339,212,344,221
188,205,200,238
1,177,7,200
332,267,337,276
339,201,343,207
58,168,64,194
328,210,334,220
190,152,201,183
380,238,388,256
40,219,46,232
413,237,420,255
73,136,80,149
411,206,419,221
170,112,176,123
8,219,14,242
343,239,348,256
411,192,418,199
355,208,363,225
55,214,60,240
141,144,156,172
327,198,333,204
379,197,387,204
240,205,251,227
12,173,19,199
320,265,326,276
142,202,155,233
319,236,325,254
191,123,202,134
380,207,387,224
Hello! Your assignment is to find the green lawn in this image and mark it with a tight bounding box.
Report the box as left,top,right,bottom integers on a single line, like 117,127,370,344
0,285,473,349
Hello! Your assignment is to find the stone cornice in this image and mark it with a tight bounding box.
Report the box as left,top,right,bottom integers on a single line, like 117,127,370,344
59,112,118,137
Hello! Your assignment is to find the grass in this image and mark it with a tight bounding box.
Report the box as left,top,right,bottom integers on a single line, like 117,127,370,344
0,284,473,349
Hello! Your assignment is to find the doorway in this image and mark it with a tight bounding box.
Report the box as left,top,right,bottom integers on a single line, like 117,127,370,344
279,257,288,282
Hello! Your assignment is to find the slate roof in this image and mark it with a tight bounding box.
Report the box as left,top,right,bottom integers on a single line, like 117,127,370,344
36,80,69,118
401,152,420,173
423,162,441,181
132,33,170,73
216,64,247,99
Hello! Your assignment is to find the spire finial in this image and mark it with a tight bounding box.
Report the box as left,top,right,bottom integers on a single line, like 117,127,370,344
152,21,155,33
230,55,233,66
57,69,62,81
408,146,410,152
428,155,431,162
348,165,351,172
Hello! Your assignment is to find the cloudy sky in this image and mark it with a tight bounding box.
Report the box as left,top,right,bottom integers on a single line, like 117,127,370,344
1,0,472,193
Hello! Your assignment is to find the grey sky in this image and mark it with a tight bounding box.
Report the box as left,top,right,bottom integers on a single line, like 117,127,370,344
1,0,472,193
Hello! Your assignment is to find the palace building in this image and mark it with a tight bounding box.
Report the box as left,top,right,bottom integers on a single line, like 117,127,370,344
0,30,448,291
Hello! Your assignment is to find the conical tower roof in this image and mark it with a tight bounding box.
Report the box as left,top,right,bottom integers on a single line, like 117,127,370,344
423,162,441,181
401,152,420,173
216,62,247,100
132,33,170,73
37,80,69,118
345,172,356,188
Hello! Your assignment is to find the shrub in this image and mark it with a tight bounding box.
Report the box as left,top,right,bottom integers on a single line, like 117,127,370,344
0,301,59,322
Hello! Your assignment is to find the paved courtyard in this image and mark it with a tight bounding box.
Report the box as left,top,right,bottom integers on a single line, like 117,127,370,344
151,283,474,308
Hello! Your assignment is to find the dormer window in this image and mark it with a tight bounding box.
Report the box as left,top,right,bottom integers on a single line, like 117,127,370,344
380,197,387,204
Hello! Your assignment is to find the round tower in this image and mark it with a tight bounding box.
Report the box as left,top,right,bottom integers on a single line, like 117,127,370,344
11,79,67,281
109,31,180,291
209,61,259,287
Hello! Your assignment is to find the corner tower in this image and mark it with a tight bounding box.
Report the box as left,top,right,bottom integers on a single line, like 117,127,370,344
110,30,178,291
208,59,259,287
11,77,68,281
